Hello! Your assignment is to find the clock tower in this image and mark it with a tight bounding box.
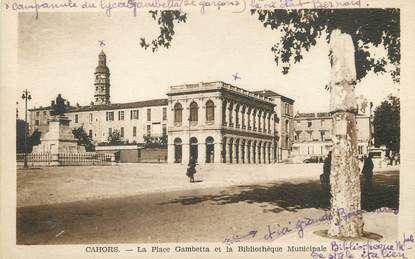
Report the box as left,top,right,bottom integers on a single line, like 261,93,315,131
94,50,110,105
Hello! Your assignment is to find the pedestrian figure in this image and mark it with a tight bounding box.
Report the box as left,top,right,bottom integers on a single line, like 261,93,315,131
320,151,332,199
361,153,374,210
186,157,196,183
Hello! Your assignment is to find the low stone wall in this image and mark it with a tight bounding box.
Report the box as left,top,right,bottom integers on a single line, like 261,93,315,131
139,148,167,163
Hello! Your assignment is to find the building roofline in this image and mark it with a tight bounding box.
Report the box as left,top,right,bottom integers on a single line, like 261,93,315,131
67,98,168,112
29,99,168,113
167,81,277,106
294,112,370,119
252,89,295,103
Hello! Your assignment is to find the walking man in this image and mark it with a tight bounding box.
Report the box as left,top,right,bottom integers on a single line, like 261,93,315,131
186,157,196,183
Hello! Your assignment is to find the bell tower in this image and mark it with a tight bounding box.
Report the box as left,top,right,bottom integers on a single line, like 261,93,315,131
94,50,110,105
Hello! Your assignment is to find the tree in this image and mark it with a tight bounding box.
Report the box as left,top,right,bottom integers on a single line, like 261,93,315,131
252,9,400,238
72,127,95,152
16,119,27,153
107,130,123,145
139,11,187,52
373,95,400,152
140,9,400,238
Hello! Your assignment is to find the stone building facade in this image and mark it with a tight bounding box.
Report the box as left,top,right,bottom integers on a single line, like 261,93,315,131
166,82,294,164
253,90,295,162
291,112,370,161
28,51,296,164
29,100,168,145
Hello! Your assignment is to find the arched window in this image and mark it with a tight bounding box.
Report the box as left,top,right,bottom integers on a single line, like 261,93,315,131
190,102,198,122
205,100,215,122
222,100,227,125
174,103,183,124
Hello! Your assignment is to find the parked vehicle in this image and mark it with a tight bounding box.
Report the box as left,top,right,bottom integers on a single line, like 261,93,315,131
303,156,320,163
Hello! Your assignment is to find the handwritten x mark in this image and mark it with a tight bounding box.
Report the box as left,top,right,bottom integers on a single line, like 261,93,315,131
232,73,241,81
98,40,106,47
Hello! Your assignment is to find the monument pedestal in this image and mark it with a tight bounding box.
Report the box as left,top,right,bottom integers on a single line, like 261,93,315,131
32,115,86,154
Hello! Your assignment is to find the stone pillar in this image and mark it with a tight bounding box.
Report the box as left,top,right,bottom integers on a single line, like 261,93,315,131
247,110,251,130
263,144,267,163
257,111,262,132
252,143,256,164
240,141,245,163
257,143,262,164
232,107,237,127
226,104,231,126
214,142,222,163
216,98,223,127
263,143,268,164
233,141,239,163
182,140,190,165
241,108,246,129
264,114,268,133
167,143,175,163
199,141,206,164
252,111,256,131
225,140,230,163
245,142,250,164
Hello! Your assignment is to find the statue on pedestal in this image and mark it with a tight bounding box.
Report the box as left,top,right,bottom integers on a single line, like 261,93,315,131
32,94,85,155
50,94,66,116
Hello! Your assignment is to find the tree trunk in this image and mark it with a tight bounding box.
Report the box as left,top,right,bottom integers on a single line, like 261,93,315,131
328,29,364,237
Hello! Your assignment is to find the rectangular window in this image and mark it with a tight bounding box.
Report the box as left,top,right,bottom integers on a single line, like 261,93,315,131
108,128,112,136
106,112,114,121
307,121,312,128
147,109,151,121
75,114,78,123
130,110,139,120
118,111,124,120
162,107,167,121
162,124,167,136
146,125,151,136
36,111,40,117
35,120,39,126
43,111,47,115
89,113,93,123
88,130,93,138
133,126,137,137
120,127,124,137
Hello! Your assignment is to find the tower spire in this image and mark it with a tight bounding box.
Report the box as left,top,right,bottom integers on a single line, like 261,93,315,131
94,50,110,105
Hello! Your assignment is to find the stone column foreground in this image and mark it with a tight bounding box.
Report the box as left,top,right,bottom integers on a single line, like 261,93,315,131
328,29,363,238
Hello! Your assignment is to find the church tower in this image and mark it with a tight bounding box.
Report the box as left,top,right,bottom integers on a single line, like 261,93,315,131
94,50,110,105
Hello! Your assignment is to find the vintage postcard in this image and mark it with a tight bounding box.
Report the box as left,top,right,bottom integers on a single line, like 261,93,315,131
1,0,415,258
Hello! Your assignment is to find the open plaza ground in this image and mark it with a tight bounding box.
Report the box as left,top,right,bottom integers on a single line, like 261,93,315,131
17,164,399,245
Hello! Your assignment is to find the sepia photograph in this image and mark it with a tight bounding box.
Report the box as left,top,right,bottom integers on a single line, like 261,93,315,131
1,2,414,258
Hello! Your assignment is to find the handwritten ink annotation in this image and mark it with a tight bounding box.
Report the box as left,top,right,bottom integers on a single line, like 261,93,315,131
3,0,362,18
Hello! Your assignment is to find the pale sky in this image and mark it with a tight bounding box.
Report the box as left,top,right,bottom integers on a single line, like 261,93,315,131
17,11,398,117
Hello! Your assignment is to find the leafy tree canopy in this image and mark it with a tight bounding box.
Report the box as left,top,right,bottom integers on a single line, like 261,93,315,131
373,95,400,152
251,9,400,82
139,10,187,52
107,130,123,145
72,127,95,151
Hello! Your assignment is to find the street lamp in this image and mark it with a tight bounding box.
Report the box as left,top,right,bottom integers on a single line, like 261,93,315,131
369,101,374,148
188,115,191,162
21,89,31,168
